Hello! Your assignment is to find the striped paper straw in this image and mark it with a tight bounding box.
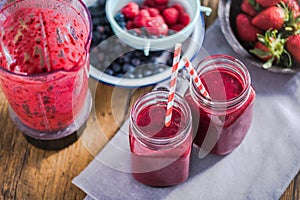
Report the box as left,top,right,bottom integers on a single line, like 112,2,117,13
183,57,210,99
165,43,182,127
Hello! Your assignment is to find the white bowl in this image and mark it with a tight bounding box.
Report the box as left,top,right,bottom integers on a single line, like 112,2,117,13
105,0,200,55
89,14,205,88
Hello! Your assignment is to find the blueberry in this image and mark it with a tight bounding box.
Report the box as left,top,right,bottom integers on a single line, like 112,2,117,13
111,63,122,73
131,58,141,66
143,70,152,77
97,0,106,6
115,12,125,22
149,35,158,39
127,30,138,36
122,63,135,73
103,18,110,25
93,31,102,42
123,56,130,64
97,25,105,33
151,51,163,57
92,17,102,25
136,72,143,78
97,53,104,62
168,30,176,35
99,34,108,41
125,72,135,79
89,6,101,17
104,25,112,34
105,69,114,76
117,21,126,29
116,73,123,78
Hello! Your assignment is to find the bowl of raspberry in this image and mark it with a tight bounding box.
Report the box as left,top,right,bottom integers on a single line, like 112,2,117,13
106,0,200,56
219,0,300,73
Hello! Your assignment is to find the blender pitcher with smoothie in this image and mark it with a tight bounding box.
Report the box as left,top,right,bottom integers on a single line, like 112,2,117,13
0,0,92,140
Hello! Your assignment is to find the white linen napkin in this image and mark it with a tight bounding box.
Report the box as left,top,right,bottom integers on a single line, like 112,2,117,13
73,19,300,200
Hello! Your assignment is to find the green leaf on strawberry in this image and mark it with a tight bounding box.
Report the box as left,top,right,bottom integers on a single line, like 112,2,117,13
250,30,292,68
248,0,261,11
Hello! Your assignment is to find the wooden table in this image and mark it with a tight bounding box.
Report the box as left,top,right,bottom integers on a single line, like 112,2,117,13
0,0,299,199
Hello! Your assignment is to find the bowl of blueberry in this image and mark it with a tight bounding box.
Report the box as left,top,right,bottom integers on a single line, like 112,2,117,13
86,0,206,87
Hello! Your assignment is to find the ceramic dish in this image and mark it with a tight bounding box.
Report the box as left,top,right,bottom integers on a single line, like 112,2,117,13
218,0,300,73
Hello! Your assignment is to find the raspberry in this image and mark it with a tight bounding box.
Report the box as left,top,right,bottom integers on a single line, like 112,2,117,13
155,4,168,12
163,7,179,25
155,0,169,5
121,2,139,19
179,12,190,26
144,0,156,7
141,3,149,10
146,15,169,36
148,8,160,17
172,3,186,14
170,24,185,32
134,9,151,28
126,20,135,30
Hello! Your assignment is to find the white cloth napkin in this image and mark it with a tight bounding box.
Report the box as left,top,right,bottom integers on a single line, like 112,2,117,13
73,19,300,200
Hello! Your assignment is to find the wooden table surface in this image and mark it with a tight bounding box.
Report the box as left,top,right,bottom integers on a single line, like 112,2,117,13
0,0,299,199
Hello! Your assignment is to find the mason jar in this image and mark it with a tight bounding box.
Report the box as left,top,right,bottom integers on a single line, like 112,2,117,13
129,90,193,186
185,55,256,155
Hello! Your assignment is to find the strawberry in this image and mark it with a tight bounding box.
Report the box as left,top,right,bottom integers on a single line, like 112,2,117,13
163,8,179,25
256,0,283,7
252,42,273,61
250,30,292,68
286,0,300,13
286,34,300,63
251,6,287,30
121,2,140,19
146,15,169,36
134,9,151,28
236,13,263,42
283,1,300,35
241,0,258,16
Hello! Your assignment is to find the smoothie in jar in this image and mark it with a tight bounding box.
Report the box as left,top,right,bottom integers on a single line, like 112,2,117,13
185,55,255,155
129,90,192,186
0,0,92,137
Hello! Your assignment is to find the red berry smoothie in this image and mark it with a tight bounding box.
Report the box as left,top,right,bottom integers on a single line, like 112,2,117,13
185,58,255,155
0,0,91,132
130,101,192,186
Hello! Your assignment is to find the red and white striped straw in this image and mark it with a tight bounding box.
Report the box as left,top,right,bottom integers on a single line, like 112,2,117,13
183,57,210,99
165,43,182,127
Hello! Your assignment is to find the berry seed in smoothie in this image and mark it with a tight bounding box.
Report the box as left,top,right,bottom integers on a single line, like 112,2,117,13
0,0,91,133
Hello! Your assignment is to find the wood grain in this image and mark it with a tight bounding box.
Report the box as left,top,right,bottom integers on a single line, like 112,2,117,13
0,0,298,199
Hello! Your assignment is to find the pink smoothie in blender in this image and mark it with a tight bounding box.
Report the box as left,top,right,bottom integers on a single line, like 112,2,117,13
0,0,92,139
